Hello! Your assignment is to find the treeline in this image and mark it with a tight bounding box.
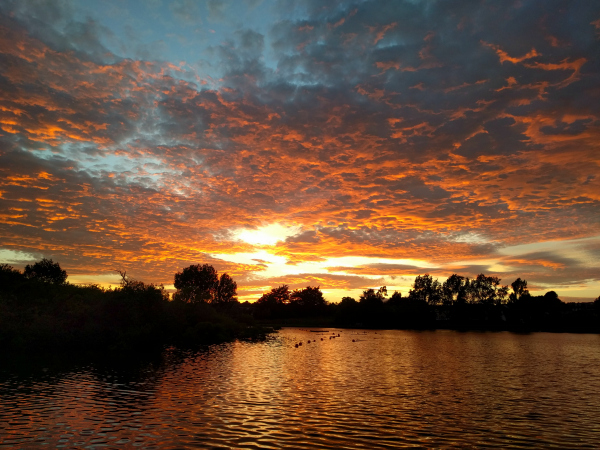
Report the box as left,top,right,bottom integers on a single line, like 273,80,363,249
0,260,264,352
251,274,600,332
2,259,599,353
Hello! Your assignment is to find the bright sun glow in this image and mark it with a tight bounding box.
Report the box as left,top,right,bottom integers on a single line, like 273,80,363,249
210,250,438,301
233,223,302,246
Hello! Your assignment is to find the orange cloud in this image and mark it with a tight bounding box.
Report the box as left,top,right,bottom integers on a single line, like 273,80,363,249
369,22,397,44
523,57,587,87
1,3,599,301
482,41,541,64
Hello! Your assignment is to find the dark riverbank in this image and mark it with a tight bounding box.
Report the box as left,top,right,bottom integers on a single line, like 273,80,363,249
2,261,599,354
0,265,269,352
252,277,600,334
254,301,600,334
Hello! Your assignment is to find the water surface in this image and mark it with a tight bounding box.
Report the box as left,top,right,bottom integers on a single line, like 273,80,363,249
2,329,600,448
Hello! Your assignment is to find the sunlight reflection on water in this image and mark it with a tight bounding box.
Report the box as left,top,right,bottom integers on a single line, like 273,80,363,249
1,329,600,448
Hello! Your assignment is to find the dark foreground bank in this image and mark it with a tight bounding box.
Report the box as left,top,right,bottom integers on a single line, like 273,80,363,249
0,265,269,352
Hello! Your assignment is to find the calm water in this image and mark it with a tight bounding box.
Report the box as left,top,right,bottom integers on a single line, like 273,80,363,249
1,329,600,449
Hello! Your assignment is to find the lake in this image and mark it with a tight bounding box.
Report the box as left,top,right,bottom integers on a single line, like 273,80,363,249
1,329,599,448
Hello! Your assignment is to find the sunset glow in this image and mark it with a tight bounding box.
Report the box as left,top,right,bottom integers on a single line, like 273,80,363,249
1,0,599,302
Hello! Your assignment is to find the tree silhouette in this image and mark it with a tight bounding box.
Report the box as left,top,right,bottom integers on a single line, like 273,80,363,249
340,296,357,305
509,278,529,303
359,286,387,305
253,285,291,320
543,290,561,307
442,274,465,306
409,274,441,305
386,291,403,306
115,269,155,294
336,296,359,325
216,273,238,303
174,264,218,303
256,285,290,305
290,286,326,308
289,286,327,317
465,274,508,305
24,258,67,284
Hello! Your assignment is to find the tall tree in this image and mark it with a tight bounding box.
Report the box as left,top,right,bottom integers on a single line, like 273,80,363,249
509,278,529,303
173,264,218,303
409,274,441,305
216,273,238,303
442,274,465,306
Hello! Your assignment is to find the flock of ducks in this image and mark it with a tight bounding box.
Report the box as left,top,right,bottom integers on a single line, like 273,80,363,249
294,332,359,348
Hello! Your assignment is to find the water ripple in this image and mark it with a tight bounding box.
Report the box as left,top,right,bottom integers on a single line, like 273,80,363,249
1,330,600,448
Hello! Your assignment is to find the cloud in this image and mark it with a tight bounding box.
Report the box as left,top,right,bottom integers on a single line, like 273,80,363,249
0,0,117,65
170,0,203,25
207,0,227,22
1,0,600,300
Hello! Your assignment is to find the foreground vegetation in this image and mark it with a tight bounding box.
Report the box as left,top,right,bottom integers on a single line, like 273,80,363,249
0,260,267,352
2,259,599,353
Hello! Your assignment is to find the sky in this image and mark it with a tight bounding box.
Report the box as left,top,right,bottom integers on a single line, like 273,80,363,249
1,0,599,302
